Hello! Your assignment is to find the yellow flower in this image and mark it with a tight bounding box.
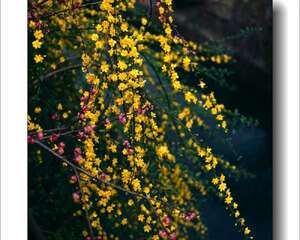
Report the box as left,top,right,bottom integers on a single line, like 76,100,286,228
138,214,145,222
143,187,150,194
131,178,141,191
121,23,128,32
141,17,148,26
34,30,44,40
218,182,227,192
34,54,44,63
128,199,134,206
34,107,42,113
62,112,69,119
183,56,191,70
121,169,131,184
90,33,99,41
95,40,104,49
185,91,197,104
244,227,251,235
100,62,109,73
32,40,42,49
143,224,151,232
57,103,63,110
211,178,219,185
121,218,128,225
117,60,128,71
225,195,233,204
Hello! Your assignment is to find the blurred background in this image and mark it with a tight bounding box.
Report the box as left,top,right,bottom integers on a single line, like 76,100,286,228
173,0,272,239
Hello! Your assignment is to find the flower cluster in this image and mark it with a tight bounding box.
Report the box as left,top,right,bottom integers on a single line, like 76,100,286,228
28,0,254,239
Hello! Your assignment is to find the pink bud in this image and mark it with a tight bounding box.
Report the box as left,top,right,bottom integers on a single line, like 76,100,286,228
49,133,59,142
28,136,35,144
37,131,43,141
58,142,65,148
127,148,134,155
72,192,80,203
57,147,64,155
118,114,126,124
82,105,88,113
77,131,85,140
100,173,107,181
123,140,130,147
84,125,93,134
170,232,177,240
188,212,196,221
74,147,81,155
163,216,171,226
105,118,110,124
51,113,58,120
159,230,168,238
73,155,82,163
79,113,85,121
70,175,78,184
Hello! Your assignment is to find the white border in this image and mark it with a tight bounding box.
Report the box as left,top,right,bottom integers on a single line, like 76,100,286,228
1,0,28,239
0,1,299,240
284,0,300,238
273,0,300,239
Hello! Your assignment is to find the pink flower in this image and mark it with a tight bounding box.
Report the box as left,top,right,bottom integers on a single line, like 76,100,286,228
162,216,171,226
159,230,168,238
137,107,145,115
77,131,86,140
79,113,85,121
57,147,64,155
72,192,80,203
74,147,81,155
51,113,58,120
118,113,126,124
70,175,78,184
127,148,134,155
82,105,88,113
123,140,130,147
170,232,177,240
73,155,82,163
28,136,35,144
84,125,93,134
49,133,59,142
58,142,65,148
186,212,196,221
100,173,107,181
37,131,43,141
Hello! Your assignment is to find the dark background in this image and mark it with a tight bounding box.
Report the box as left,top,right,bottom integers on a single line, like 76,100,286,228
173,0,272,239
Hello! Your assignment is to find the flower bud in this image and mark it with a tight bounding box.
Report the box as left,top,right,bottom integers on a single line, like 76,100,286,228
100,173,107,181
84,125,93,134
37,131,43,141
163,216,171,226
73,155,82,163
49,133,59,142
170,232,177,240
51,113,58,120
72,192,80,203
28,136,35,144
74,147,81,155
118,113,126,124
159,230,167,238
57,147,64,155
58,142,65,148
70,175,78,184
